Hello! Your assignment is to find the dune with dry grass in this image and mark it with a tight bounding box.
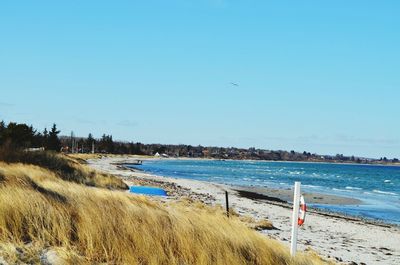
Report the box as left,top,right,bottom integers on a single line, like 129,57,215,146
0,151,332,264
0,147,128,190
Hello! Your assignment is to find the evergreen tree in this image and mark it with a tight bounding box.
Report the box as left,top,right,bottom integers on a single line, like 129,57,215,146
86,133,95,151
99,134,114,153
4,122,36,148
43,128,48,138
46,123,61,151
0,120,5,145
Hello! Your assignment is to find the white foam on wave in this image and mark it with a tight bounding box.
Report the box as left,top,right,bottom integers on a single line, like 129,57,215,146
303,184,322,189
384,180,391,183
372,190,397,196
332,188,350,192
345,186,362,190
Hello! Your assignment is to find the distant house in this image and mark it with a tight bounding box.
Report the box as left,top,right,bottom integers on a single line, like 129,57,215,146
154,152,160,157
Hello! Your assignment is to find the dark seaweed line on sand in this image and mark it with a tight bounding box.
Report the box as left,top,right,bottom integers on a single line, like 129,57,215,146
233,189,395,228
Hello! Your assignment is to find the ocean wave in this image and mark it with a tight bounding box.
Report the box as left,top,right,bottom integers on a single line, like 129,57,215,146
384,180,391,183
303,184,322,189
192,173,207,176
345,186,363,190
372,190,397,196
332,188,350,192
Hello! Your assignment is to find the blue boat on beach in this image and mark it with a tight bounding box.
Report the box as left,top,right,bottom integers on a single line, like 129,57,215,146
129,186,167,197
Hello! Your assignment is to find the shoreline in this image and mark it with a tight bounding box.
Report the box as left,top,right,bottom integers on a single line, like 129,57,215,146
124,157,400,226
122,155,400,167
125,163,396,228
231,188,395,229
232,185,363,205
87,156,400,265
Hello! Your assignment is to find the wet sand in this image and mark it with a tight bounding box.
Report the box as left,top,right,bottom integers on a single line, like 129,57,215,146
235,186,363,205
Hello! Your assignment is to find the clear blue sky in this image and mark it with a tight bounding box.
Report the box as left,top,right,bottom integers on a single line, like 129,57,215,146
1,1,399,158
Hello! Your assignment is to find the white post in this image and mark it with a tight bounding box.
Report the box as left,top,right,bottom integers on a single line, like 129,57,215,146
290,181,301,256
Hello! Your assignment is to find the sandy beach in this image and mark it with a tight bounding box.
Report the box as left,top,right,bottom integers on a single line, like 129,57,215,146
87,156,400,265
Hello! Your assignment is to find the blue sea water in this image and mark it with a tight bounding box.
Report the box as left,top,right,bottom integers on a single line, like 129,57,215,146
131,159,400,224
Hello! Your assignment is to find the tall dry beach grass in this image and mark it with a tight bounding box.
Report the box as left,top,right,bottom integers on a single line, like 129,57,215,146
0,146,128,190
0,155,332,264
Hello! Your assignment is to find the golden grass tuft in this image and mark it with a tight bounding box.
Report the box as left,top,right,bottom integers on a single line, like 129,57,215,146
251,220,276,231
0,162,330,264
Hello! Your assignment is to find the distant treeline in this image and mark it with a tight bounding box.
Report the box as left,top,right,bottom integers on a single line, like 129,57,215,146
0,121,61,151
1,120,398,164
